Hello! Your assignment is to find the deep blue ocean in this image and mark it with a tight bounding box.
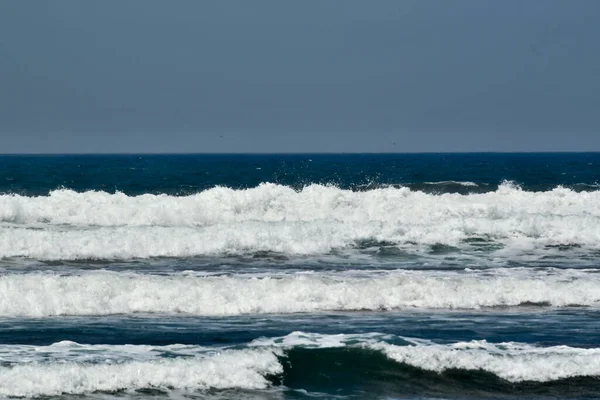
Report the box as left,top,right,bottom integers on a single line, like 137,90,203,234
1,153,600,399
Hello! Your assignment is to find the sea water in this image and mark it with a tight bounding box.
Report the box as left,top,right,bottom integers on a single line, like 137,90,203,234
1,153,600,399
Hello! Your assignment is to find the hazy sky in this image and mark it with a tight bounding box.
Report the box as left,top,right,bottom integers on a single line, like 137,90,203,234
1,0,599,153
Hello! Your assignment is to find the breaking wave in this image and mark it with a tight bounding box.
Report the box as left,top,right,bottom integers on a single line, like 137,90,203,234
0,345,281,397
1,269,599,317
1,183,600,260
253,331,600,383
2,333,600,397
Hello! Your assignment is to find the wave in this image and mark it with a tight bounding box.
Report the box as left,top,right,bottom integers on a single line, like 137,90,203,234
5,182,600,227
1,183,600,260
2,223,595,261
0,345,281,397
1,269,599,317
365,181,482,193
422,180,479,187
372,339,600,383
253,332,600,383
2,334,600,397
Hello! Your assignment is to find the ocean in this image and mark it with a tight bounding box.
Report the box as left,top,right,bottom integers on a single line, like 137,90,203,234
1,153,600,399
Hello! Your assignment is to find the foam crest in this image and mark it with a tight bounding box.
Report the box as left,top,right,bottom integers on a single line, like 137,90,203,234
373,340,600,382
250,331,392,348
422,181,479,187
3,183,600,227
0,342,212,364
0,348,281,397
1,269,599,317
2,183,600,259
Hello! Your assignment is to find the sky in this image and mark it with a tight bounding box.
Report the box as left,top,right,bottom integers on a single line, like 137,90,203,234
0,0,599,153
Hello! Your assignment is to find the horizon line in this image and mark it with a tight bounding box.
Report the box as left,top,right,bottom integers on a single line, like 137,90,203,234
1,151,600,156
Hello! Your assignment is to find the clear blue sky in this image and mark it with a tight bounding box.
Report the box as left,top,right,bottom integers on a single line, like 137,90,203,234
1,0,599,153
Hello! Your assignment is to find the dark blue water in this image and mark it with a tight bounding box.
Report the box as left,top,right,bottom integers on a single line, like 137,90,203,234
1,153,600,399
2,153,600,195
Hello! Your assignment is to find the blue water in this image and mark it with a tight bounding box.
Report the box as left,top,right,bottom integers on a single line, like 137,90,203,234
2,153,600,195
1,153,600,399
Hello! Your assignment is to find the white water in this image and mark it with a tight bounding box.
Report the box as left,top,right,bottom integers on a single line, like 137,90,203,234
373,339,600,382
0,344,281,397
0,341,213,364
2,334,599,397
1,269,599,317
1,183,600,259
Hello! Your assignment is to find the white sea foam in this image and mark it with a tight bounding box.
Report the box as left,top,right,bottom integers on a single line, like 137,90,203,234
250,331,392,348
1,335,599,396
0,341,213,364
372,339,600,382
1,269,599,317
4,182,600,227
1,183,600,259
0,345,281,397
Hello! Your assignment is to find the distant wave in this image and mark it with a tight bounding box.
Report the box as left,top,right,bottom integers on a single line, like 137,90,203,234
1,269,599,317
571,182,600,191
1,183,600,260
358,181,481,191
422,180,479,187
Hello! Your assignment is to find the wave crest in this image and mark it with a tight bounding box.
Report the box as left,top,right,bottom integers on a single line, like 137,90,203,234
0,348,281,397
2,183,600,260
1,269,599,317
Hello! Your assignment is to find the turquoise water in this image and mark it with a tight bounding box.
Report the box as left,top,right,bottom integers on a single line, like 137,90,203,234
1,153,600,399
